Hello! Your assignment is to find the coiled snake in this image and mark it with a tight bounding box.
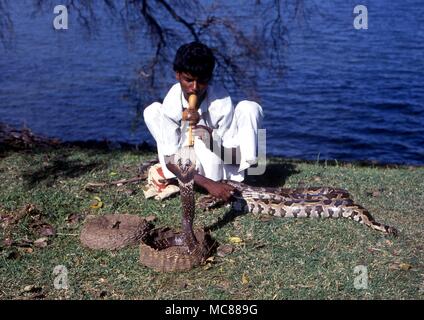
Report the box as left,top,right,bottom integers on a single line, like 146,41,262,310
199,180,398,236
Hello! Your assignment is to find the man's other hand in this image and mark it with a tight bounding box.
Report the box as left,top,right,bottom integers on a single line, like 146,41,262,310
205,181,236,202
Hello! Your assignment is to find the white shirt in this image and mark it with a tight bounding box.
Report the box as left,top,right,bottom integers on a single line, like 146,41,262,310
160,82,234,157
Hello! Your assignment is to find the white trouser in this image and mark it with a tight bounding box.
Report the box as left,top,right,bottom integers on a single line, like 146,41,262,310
143,101,263,182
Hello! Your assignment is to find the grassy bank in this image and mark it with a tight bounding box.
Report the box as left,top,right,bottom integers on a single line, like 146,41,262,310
0,145,423,300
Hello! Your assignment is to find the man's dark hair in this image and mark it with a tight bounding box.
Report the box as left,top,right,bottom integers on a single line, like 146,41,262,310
173,42,216,80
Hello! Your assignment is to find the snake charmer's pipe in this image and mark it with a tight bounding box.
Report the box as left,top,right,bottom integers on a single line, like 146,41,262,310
186,94,198,146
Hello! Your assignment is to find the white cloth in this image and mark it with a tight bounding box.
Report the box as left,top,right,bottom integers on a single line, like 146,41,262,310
143,82,263,181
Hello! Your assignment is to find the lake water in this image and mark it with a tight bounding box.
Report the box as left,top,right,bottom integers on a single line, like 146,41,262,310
1,0,423,165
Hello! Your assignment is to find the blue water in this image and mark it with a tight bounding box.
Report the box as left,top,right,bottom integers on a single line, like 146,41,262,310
1,1,423,165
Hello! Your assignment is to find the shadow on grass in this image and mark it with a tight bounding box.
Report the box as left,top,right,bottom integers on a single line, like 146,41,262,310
205,209,247,232
244,162,299,187
22,156,105,189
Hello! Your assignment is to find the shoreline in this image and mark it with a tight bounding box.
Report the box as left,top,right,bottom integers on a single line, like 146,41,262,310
1,123,422,168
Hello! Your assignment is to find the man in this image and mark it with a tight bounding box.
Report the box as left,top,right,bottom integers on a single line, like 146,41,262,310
143,42,263,201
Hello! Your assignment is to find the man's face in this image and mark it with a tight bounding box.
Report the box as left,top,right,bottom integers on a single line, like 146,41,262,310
176,72,210,101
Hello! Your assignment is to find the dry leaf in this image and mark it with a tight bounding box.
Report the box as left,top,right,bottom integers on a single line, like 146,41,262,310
217,280,231,290
389,262,413,271
38,223,56,237
205,256,215,263
22,285,42,294
124,189,135,196
203,256,215,270
19,247,34,254
228,236,243,244
399,263,412,270
385,240,393,246
66,213,84,225
90,197,104,209
242,273,250,285
30,221,55,236
259,214,273,222
24,204,40,216
217,244,234,257
203,263,214,271
34,237,48,248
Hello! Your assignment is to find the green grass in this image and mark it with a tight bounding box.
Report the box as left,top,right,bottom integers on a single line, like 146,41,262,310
0,146,423,300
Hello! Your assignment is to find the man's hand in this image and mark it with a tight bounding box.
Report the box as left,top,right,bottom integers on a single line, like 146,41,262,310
182,108,200,126
205,180,236,202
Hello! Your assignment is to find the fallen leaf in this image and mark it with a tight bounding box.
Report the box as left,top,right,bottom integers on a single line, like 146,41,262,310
217,280,231,290
203,256,215,270
203,263,214,271
217,244,234,257
385,240,393,246
242,273,250,285
0,214,16,227
22,285,42,294
109,172,118,176
372,190,381,197
19,247,34,254
228,236,243,244
33,237,48,248
38,223,56,237
124,189,135,196
90,197,104,209
313,176,321,182
366,189,384,198
66,213,84,225
399,263,413,271
389,262,413,271
259,214,273,222
24,204,40,216
388,263,399,270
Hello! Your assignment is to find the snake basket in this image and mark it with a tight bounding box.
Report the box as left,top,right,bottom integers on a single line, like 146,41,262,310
139,228,216,272
80,214,152,250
